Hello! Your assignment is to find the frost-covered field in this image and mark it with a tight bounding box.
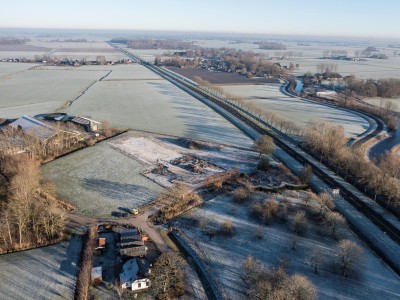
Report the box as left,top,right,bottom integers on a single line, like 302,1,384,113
177,193,400,300
0,235,82,300
66,64,253,148
42,135,164,217
364,97,400,112
221,84,370,138
0,67,109,118
0,62,38,76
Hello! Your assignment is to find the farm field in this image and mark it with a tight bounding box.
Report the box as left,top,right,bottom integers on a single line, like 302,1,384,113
66,64,253,148
363,97,400,112
0,235,82,300
0,62,38,76
177,192,400,300
41,134,164,217
221,84,370,139
166,66,279,85
0,66,109,118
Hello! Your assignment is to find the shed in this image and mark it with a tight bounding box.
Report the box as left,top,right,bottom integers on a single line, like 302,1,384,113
91,266,102,283
98,238,106,247
71,116,102,131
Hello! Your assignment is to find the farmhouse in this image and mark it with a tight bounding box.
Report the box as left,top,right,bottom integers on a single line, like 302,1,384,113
120,258,151,291
71,116,102,132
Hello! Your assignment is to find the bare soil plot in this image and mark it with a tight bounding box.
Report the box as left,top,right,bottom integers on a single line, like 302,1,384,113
166,66,279,85
66,66,253,148
0,235,82,300
109,132,258,187
177,192,400,300
221,84,370,139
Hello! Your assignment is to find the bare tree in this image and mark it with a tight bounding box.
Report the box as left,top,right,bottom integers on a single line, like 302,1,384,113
233,187,250,202
307,249,324,274
287,274,317,300
337,239,363,277
325,211,346,236
220,220,234,236
149,252,185,299
254,135,275,158
292,211,307,235
316,193,335,216
298,165,313,185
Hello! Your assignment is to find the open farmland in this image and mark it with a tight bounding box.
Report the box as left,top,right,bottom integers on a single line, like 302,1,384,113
0,62,38,76
0,67,110,118
363,97,400,112
66,64,253,148
0,235,81,300
41,134,164,217
221,84,370,139
177,192,400,300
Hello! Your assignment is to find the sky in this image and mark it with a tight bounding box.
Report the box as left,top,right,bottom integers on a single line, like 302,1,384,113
0,0,399,39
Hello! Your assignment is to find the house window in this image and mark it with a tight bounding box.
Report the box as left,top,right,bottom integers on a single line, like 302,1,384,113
138,283,141,288
146,281,149,287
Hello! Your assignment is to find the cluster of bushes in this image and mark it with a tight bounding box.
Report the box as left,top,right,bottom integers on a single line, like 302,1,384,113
153,185,203,223
243,256,317,300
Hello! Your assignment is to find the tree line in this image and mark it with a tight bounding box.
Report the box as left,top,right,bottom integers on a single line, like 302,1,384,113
344,76,400,98
0,154,65,252
303,122,400,210
0,37,30,45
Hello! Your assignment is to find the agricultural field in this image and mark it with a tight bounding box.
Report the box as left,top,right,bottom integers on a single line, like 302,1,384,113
0,235,82,300
42,131,256,217
0,62,38,76
363,97,400,112
0,67,109,118
221,84,370,139
166,66,278,85
66,64,253,148
41,134,164,217
176,191,400,300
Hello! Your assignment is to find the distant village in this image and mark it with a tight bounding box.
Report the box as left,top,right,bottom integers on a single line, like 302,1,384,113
1,56,132,67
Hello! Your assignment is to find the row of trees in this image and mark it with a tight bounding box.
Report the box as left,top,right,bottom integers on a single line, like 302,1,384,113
0,37,29,45
303,122,400,209
0,154,65,252
344,76,400,98
258,42,287,50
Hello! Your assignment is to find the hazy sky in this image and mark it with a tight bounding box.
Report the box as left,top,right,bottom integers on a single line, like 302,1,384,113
0,0,399,38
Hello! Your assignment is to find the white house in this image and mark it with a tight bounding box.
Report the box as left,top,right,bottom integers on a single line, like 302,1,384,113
120,259,151,291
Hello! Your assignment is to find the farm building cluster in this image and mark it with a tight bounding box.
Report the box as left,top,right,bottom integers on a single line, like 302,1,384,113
91,225,154,294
